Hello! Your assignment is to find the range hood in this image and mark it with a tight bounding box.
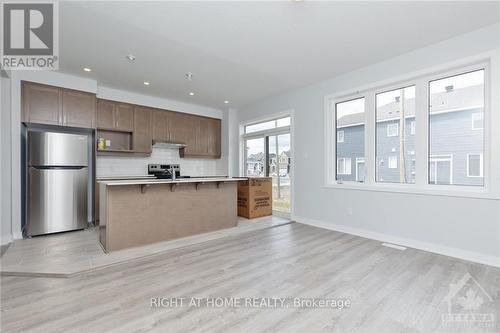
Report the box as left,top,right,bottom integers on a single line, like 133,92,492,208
152,140,187,149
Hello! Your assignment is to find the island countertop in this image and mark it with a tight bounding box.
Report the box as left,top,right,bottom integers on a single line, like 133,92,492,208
98,176,243,252
98,177,247,186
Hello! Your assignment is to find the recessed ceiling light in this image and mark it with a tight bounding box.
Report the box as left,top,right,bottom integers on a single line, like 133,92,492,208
126,54,136,61
83,67,91,72
143,81,150,86
189,92,195,96
224,100,229,104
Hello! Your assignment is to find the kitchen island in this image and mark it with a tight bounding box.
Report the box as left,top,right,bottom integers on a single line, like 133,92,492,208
98,178,245,252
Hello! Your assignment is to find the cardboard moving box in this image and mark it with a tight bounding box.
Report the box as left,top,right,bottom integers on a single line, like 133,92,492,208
238,177,272,219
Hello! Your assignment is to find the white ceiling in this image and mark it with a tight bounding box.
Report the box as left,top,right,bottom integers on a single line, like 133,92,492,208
59,1,500,109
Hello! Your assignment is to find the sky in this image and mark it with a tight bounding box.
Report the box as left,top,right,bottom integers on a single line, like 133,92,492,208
246,133,290,156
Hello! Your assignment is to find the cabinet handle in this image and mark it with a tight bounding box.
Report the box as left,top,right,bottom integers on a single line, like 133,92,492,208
63,114,67,124
116,120,119,128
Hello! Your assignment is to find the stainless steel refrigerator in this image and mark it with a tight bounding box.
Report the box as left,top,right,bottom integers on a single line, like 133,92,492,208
27,131,89,236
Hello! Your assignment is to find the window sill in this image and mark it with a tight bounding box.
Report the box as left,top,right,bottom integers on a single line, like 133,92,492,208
323,182,499,200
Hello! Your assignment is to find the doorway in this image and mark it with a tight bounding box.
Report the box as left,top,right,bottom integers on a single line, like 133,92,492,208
243,116,292,215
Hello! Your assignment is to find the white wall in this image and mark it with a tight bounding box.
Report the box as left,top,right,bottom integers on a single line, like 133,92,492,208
236,24,500,267
7,70,228,240
97,148,225,177
1,71,12,245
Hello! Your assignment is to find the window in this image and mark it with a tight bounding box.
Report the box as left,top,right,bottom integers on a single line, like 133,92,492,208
245,138,265,176
386,123,399,137
472,113,483,130
337,130,344,143
245,116,291,134
376,86,416,183
326,63,488,192
467,154,483,177
429,69,484,186
429,155,453,185
337,158,352,175
356,158,366,182
410,121,415,135
388,155,398,169
335,97,365,182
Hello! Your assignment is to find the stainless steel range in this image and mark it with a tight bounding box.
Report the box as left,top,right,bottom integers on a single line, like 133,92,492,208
148,164,190,180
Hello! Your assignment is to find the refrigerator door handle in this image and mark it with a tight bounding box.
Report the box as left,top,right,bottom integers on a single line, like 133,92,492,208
31,166,86,170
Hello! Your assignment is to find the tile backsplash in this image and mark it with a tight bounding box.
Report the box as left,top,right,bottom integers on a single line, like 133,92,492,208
96,147,227,177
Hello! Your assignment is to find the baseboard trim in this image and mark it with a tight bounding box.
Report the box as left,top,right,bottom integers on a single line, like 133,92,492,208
294,215,500,268
1,235,12,246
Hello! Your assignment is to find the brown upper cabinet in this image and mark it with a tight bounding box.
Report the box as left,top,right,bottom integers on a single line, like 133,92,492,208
151,109,170,142
22,81,96,129
97,99,134,132
207,117,221,157
62,90,96,128
152,109,221,158
21,82,221,158
179,115,221,158
133,106,152,154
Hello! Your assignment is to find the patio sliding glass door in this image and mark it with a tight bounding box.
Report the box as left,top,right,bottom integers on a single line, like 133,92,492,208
243,116,292,214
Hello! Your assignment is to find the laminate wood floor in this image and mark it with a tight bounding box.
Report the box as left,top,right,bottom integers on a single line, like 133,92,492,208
1,222,499,333
0,216,290,277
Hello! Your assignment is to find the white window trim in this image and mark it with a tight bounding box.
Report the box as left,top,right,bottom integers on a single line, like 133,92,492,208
467,153,484,178
386,123,399,137
388,155,398,169
337,130,344,143
471,112,484,130
324,58,493,200
410,121,416,135
244,115,291,135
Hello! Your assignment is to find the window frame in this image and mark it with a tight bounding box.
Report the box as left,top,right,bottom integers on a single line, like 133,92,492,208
337,157,352,175
332,96,366,182
467,153,484,178
337,130,344,143
324,59,491,199
471,112,484,130
429,154,454,185
386,123,399,137
244,115,291,135
428,67,486,187
388,155,398,169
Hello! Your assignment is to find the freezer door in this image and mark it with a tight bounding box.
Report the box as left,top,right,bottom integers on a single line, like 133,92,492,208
27,167,88,236
28,131,88,167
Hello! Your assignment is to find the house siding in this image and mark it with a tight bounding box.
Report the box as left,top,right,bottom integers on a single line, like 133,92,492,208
336,108,483,185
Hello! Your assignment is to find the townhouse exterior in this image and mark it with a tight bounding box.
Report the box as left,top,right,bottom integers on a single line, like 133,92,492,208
336,84,484,186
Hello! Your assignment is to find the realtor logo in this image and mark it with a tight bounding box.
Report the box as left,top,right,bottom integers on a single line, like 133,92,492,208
441,272,495,330
1,1,58,70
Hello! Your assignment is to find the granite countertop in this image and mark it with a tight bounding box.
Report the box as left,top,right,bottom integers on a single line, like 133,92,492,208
98,177,248,186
